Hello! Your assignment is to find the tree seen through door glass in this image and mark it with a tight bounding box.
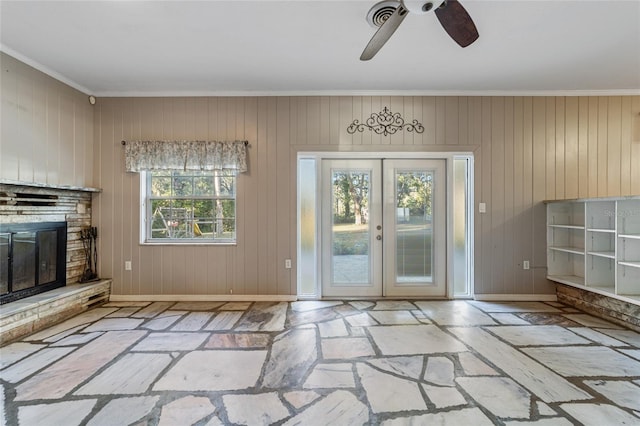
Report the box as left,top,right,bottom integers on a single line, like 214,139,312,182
396,170,434,282
331,170,371,283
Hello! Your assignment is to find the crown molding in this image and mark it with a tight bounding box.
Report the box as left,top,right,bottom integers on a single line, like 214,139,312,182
3,46,638,98
93,89,640,98
1,45,91,95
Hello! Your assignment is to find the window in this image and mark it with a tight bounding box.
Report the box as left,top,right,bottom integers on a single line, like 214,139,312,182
142,170,236,244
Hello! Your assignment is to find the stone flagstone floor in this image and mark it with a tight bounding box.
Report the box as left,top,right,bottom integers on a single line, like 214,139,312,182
1,299,640,425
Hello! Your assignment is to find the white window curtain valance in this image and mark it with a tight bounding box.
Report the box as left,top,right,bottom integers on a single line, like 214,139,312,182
124,140,248,173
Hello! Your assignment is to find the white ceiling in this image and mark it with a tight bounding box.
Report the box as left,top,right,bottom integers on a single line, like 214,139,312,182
1,0,639,96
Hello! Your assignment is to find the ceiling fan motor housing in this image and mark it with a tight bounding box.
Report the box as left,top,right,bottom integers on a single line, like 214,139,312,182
402,0,445,14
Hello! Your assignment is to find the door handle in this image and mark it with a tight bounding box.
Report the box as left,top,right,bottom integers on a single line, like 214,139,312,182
376,225,382,230
376,235,382,240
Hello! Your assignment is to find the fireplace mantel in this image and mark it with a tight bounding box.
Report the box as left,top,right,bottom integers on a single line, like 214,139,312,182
0,179,101,193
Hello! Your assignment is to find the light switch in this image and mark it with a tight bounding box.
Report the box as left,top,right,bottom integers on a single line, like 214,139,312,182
479,203,487,213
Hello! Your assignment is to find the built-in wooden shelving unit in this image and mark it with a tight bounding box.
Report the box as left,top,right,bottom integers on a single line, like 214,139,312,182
547,197,640,305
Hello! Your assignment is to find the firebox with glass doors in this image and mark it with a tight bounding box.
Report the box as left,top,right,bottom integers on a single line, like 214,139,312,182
0,222,67,304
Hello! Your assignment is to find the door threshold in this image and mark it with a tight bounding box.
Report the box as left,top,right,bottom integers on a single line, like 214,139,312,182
317,296,450,301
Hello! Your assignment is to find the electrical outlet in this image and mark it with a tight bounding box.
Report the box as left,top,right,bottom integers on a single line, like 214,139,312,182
479,203,487,213
125,261,132,271
285,259,292,269
523,260,530,270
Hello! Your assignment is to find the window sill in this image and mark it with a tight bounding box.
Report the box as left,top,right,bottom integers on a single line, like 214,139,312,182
140,241,237,246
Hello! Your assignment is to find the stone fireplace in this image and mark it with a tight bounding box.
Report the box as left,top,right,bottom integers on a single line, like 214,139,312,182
0,181,113,343
0,182,98,297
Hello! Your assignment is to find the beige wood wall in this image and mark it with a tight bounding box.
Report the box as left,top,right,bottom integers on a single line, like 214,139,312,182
3,53,638,297
0,53,94,187
92,96,640,296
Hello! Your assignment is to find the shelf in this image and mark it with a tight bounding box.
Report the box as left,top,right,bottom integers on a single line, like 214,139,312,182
618,234,640,240
549,246,584,255
545,196,640,204
547,275,585,287
548,198,640,311
616,294,640,302
548,224,585,230
587,285,616,293
587,251,615,259
0,179,101,193
618,261,640,269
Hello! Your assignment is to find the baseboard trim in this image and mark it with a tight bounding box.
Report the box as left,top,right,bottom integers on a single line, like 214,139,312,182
109,294,298,302
473,294,558,302
109,294,558,303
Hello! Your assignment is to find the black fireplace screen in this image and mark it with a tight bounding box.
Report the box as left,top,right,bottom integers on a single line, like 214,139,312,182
0,222,67,304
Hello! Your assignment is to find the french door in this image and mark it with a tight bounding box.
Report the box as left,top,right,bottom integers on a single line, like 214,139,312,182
321,159,446,297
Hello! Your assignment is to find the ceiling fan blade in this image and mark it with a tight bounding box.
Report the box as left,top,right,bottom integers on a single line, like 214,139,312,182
360,5,409,61
434,0,479,47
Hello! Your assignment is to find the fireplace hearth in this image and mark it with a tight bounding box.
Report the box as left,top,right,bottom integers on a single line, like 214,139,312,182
0,222,67,304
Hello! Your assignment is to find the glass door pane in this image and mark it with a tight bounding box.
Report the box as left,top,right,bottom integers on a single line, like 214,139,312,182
38,230,58,285
384,159,446,297
12,232,36,292
331,169,371,284
395,170,434,283
0,233,9,295
322,160,382,297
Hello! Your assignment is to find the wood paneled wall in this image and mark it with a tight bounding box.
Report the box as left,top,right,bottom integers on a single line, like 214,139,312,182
0,52,94,188
3,52,638,297
93,96,640,296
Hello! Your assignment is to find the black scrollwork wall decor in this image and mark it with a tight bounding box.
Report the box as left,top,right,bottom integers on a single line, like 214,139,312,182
347,106,424,137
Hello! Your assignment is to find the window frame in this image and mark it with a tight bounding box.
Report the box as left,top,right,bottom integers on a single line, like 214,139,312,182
140,170,237,245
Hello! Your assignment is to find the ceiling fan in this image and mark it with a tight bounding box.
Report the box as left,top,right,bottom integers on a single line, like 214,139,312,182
360,0,479,61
